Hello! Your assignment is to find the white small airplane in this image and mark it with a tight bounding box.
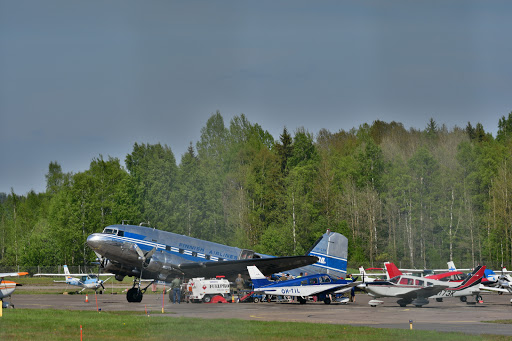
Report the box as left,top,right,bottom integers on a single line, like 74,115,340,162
1,271,28,308
362,264,486,307
35,265,111,293
357,266,387,281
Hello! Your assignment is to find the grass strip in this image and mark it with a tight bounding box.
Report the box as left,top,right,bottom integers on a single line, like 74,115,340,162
0,309,504,341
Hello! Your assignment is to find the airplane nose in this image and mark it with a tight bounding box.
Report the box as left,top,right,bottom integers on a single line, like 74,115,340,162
86,234,104,251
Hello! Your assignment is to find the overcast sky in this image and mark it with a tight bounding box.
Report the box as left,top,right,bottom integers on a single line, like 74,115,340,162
1,1,511,195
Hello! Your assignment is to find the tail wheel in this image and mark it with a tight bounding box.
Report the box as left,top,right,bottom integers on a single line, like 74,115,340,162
476,295,483,302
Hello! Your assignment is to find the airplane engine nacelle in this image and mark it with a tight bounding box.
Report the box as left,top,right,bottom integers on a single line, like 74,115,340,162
143,252,165,273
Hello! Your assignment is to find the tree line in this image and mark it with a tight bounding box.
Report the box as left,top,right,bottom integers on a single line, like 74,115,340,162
2,111,512,270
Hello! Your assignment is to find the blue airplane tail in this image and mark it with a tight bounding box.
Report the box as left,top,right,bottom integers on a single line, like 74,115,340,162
304,230,348,278
247,266,272,289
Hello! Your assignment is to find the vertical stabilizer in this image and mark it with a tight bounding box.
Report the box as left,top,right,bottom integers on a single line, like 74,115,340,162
384,262,402,279
247,266,272,289
64,265,70,276
304,230,348,278
447,261,456,272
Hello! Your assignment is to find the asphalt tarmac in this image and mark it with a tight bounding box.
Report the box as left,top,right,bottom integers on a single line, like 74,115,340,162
7,292,512,336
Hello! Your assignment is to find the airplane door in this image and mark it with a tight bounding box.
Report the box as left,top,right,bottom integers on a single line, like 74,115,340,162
239,249,255,259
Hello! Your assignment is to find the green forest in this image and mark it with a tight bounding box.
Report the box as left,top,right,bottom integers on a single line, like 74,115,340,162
2,112,512,270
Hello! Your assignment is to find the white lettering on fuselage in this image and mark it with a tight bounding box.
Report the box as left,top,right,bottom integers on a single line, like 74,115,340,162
178,243,205,253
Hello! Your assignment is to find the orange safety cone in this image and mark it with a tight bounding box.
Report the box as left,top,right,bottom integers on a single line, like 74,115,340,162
85,294,89,303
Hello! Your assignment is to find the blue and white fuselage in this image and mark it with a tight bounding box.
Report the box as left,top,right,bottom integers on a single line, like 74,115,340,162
248,265,355,304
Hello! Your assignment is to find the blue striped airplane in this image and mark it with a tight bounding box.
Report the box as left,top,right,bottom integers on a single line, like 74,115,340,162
87,224,348,302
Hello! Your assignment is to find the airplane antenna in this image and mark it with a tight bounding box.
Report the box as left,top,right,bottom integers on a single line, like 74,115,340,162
122,220,131,225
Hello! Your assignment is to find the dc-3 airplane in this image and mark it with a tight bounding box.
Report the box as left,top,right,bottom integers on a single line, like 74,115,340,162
0,272,28,308
361,264,486,307
87,224,348,303
35,265,111,293
248,265,357,304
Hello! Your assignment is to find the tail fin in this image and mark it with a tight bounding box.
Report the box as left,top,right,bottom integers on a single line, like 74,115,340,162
447,261,456,272
448,265,485,291
305,230,348,278
247,266,272,289
384,262,402,279
64,265,70,276
358,266,367,276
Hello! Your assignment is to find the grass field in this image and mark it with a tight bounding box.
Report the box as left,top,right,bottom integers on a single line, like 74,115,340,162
0,309,507,341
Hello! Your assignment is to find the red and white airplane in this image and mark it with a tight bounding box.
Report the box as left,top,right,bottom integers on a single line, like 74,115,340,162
1,272,28,308
362,264,485,307
383,261,484,304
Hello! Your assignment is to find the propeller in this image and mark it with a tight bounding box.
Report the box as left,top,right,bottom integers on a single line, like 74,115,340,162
133,244,156,268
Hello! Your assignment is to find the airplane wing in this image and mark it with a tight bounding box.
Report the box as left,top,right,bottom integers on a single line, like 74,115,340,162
35,272,114,277
395,284,449,300
293,281,359,296
0,272,28,277
178,255,318,279
425,271,465,280
479,285,511,294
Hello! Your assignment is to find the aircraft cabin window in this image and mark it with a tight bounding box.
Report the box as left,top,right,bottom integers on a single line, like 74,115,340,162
301,280,307,286
310,278,318,284
426,282,433,287
192,252,197,257
103,228,117,235
205,255,210,260
179,249,184,254
117,230,124,237
399,278,409,285
218,258,224,261
415,279,424,286
166,246,171,251
389,276,400,284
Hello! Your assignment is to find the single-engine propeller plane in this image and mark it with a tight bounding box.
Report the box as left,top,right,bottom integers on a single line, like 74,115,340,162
248,265,357,304
87,224,349,303
0,271,28,308
362,265,486,307
35,265,111,293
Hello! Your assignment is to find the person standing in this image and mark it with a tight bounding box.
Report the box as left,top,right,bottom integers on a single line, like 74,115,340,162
171,276,182,304
235,273,245,294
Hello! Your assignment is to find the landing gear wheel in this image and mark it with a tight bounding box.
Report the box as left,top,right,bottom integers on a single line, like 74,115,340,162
298,297,307,304
323,297,331,305
476,295,483,302
436,298,443,302
460,296,467,303
253,298,260,303
127,288,143,302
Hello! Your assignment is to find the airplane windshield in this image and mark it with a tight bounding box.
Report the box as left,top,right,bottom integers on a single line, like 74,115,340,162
103,228,117,235
321,275,331,283
389,276,400,284
102,228,123,236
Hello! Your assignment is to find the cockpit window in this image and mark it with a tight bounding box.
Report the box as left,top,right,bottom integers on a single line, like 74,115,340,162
103,228,117,235
389,276,400,284
321,276,331,283
102,228,123,236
